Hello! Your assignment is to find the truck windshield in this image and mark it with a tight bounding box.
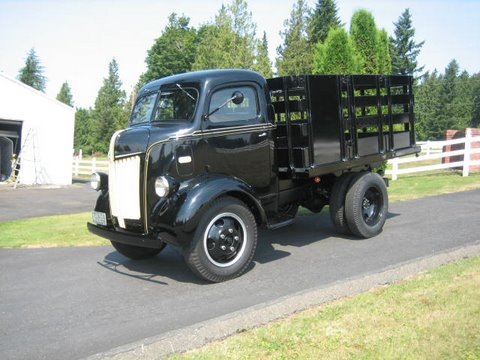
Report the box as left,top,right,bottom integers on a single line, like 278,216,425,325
130,86,198,125
153,86,198,122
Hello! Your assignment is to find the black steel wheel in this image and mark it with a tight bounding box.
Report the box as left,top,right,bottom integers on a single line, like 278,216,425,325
111,241,166,260
184,196,257,282
344,172,388,238
329,172,357,235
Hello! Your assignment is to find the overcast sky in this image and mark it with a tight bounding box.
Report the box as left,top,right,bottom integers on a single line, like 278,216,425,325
0,0,479,108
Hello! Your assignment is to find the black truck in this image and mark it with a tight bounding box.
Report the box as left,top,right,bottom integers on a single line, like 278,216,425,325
88,69,419,282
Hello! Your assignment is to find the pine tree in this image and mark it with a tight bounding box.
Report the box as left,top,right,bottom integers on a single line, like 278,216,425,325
17,48,46,92
308,0,342,45
350,10,378,74
138,13,197,87
276,0,312,76
193,0,258,70
74,108,93,153
415,70,442,140
313,27,361,74
56,82,74,106
472,73,480,128
253,32,273,78
390,8,424,76
91,59,126,153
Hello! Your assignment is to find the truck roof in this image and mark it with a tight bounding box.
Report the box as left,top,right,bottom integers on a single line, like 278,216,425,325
138,69,267,97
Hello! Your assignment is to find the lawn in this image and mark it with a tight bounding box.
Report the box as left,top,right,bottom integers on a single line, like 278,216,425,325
171,255,480,359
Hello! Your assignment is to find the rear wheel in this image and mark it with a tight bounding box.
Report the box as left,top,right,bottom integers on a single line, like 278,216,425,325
111,241,166,260
184,196,257,282
329,172,357,235
345,172,388,238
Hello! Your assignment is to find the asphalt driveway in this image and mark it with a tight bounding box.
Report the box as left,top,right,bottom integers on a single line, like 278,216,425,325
0,182,97,222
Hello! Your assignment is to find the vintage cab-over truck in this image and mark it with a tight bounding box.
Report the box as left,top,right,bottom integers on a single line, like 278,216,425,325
88,69,420,282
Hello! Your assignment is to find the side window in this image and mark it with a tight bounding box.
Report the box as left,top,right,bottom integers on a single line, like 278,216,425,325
208,86,259,124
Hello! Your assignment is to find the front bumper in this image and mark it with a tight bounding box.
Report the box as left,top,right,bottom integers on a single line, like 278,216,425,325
87,222,176,249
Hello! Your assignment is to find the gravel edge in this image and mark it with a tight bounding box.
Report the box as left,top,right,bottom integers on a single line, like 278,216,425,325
85,242,480,360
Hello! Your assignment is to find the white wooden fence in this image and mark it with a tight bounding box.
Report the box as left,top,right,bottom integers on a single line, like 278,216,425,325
386,132,480,180
73,133,480,180
72,156,109,176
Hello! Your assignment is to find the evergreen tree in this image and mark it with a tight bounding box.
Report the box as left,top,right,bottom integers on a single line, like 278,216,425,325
276,0,312,76
472,73,480,128
390,9,425,76
350,10,378,74
91,59,127,153
253,31,273,78
313,27,361,74
415,70,442,140
139,13,197,87
308,0,342,45
17,48,46,92
376,29,392,74
74,108,93,152
193,0,257,70
56,82,74,106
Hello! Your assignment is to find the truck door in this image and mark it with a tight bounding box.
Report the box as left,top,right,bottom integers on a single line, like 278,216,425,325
200,83,275,197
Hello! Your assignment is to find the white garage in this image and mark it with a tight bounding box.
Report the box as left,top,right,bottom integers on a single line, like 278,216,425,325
0,73,75,185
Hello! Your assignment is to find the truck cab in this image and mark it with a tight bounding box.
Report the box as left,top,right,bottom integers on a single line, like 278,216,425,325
88,69,419,282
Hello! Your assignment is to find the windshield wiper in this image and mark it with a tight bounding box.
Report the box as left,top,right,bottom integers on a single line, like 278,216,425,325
176,83,196,101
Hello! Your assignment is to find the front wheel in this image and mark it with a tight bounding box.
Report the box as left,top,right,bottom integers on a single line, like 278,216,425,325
184,196,257,282
345,172,388,238
111,241,166,260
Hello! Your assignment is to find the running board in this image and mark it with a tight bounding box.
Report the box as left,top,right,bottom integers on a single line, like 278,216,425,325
267,218,295,230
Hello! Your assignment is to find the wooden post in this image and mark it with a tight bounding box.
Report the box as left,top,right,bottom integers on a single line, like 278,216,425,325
92,157,97,174
391,157,399,181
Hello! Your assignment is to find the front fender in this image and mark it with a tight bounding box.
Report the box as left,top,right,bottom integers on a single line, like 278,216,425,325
152,174,265,246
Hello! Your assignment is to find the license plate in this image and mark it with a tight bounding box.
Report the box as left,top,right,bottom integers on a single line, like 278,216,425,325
92,211,107,226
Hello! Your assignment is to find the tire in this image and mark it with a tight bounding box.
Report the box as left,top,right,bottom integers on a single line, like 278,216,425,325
184,196,257,282
344,172,388,238
329,172,357,235
111,241,166,260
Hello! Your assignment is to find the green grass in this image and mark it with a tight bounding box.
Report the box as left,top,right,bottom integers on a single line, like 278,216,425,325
388,171,480,202
171,255,480,359
1,171,479,249
0,213,108,248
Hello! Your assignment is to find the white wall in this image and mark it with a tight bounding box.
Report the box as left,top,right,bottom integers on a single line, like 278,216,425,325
0,74,75,185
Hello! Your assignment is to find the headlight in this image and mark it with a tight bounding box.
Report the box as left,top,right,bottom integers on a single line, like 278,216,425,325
155,176,170,197
90,172,107,191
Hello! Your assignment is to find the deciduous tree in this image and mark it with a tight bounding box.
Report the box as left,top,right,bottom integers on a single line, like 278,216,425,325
138,13,197,87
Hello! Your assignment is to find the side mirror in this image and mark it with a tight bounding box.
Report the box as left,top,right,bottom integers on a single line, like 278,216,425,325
231,91,244,105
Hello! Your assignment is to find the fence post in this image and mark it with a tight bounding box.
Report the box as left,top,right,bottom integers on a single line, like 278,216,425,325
391,157,399,181
92,157,97,174
74,156,79,176
79,149,83,160
426,140,431,156
463,129,472,177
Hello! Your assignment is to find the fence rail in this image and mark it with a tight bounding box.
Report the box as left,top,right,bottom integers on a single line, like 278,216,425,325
72,157,108,176
386,134,480,180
